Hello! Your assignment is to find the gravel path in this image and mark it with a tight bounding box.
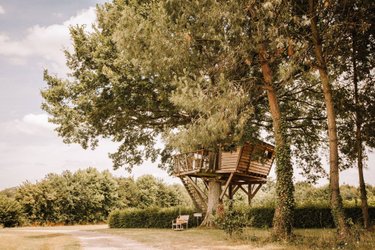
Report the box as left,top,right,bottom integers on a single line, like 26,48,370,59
9,225,159,250
74,230,158,250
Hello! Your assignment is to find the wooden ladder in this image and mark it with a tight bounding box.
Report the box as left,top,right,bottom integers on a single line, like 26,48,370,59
180,176,207,212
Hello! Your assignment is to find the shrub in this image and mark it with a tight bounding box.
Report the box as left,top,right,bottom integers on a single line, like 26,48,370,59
215,206,251,236
0,195,24,227
109,206,375,229
217,205,375,229
108,207,197,228
248,206,274,228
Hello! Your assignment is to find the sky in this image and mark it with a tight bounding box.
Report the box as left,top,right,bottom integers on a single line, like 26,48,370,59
0,0,374,190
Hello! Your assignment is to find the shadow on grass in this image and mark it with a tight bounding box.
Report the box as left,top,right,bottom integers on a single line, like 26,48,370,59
26,233,65,239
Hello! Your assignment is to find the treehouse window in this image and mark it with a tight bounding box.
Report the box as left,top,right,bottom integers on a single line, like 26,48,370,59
265,150,273,159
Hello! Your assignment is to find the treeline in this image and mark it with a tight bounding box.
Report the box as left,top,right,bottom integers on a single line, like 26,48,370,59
0,167,191,227
247,180,375,208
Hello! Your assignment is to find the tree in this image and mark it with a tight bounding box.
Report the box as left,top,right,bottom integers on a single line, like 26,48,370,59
0,195,24,227
42,0,298,238
116,177,140,208
334,0,375,229
306,0,352,236
16,168,119,224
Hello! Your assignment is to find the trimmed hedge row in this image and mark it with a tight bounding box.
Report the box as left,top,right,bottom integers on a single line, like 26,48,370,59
108,206,375,229
247,206,375,228
108,207,198,228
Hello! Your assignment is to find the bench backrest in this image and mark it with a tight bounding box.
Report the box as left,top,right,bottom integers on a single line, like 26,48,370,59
178,215,189,222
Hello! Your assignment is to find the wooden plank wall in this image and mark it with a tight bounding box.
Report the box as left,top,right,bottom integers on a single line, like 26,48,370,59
219,149,240,171
248,144,274,176
237,143,253,172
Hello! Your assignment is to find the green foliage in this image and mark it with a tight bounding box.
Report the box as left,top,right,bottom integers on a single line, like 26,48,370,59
108,207,196,229
16,168,119,224
224,206,375,229
0,195,24,227
249,180,375,208
248,207,275,228
114,176,192,209
12,168,190,225
215,205,251,237
136,175,180,208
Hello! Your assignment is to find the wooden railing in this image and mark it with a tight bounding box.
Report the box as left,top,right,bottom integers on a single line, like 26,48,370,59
173,150,218,175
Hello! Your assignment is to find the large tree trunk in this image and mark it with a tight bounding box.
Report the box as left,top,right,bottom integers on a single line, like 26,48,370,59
352,32,369,229
308,0,349,237
201,180,222,227
259,44,294,240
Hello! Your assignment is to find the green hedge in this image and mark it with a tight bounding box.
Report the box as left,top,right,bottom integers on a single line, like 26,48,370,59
109,206,375,229
108,207,198,228
248,206,375,228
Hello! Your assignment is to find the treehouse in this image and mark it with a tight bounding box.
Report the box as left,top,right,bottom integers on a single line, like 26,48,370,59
173,140,275,212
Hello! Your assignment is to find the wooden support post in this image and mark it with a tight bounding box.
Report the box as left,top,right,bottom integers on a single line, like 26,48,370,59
229,184,234,209
220,172,234,201
248,184,252,205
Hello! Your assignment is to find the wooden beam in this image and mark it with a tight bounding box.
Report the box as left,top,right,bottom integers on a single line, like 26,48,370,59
229,184,233,200
203,180,209,191
239,185,249,195
220,172,234,200
249,183,262,200
232,185,241,195
248,184,253,205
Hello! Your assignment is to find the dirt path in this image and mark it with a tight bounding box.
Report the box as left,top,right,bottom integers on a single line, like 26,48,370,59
74,230,159,250
9,225,159,250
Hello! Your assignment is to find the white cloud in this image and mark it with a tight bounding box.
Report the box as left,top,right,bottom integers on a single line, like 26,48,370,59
0,113,56,136
22,113,56,130
0,5,5,15
0,7,96,71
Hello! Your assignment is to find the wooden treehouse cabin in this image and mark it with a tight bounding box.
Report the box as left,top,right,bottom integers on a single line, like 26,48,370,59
173,140,275,212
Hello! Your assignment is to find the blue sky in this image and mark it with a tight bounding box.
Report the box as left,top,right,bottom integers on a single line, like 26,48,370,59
0,0,373,190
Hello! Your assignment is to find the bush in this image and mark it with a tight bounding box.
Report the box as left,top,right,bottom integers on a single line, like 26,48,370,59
220,206,375,229
108,207,197,228
109,206,375,229
0,195,24,227
215,206,251,236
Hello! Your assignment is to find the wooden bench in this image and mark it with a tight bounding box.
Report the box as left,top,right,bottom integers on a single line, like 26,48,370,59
172,215,189,230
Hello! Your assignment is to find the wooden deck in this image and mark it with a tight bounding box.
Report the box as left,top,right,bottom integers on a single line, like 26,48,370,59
173,140,275,181
173,140,275,210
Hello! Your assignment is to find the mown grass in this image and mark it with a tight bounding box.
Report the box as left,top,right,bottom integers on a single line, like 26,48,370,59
97,228,280,249
0,231,80,250
97,227,375,250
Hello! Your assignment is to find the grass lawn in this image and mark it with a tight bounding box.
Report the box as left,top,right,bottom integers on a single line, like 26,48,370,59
96,227,279,249
96,227,375,250
0,230,80,250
